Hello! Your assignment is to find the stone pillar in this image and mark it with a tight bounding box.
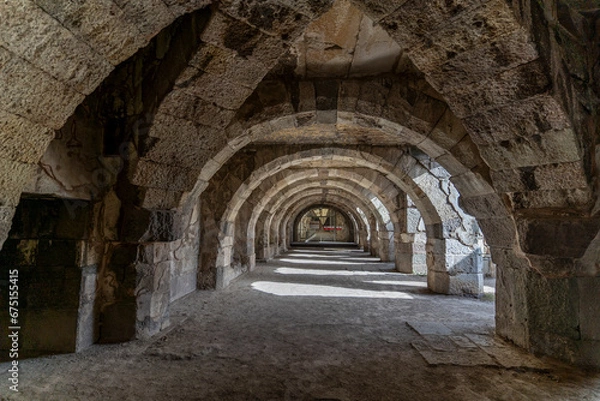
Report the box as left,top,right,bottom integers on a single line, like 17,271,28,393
496,260,600,367
359,229,369,253
426,237,449,293
493,217,600,367
445,238,483,295
395,233,414,273
378,230,391,262
369,225,379,257
395,192,414,273
76,265,98,352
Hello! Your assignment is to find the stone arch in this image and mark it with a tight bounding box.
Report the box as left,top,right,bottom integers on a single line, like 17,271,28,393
216,148,484,294
216,168,401,288
274,189,385,259
290,202,360,243
251,179,393,263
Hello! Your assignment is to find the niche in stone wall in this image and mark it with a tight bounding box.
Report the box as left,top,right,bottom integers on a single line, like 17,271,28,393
0,196,95,360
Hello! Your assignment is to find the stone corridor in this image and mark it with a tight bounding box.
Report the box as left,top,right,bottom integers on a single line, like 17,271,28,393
1,248,598,401
1,0,600,395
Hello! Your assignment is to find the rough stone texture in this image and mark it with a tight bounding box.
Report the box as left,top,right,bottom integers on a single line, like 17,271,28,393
5,251,599,401
0,0,597,372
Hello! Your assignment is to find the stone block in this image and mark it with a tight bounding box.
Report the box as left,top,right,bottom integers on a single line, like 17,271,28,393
509,188,593,211
338,80,360,112
494,263,529,348
448,273,483,296
0,159,37,208
20,310,79,355
163,0,211,16
449,170,495,198
0,109,53,163
161,90,237,129
527,273,580,339
117,0,174,42
0,0,114,94
189,42,267,88
489,168,527,192
33,0,147,65
428,108,468,151
182,70,255,110
428,29,538,90
449,136,483,170
170,270,197,302
478,128,581,170
443,60,550,118
133,160,197,191
458,192,509,219
517,216,600,259
533,162,588,191
463,94,569,145
577,276,600,341
427,270,450,294
409,0,521,74
140,188,182,210
220,0,309,39
0,57,85,129
476,217,517,249
36,240,79,268
76,265,98,352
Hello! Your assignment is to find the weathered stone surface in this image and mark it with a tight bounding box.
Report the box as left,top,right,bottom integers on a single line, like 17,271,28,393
517,217,600,259
478,128,581,170
428,29,539,89
408,0,522,75
0,109,53,163
115,0,175,42
476,217,517,249
464,94,569,145
141,188,183,210
0,57,85,129
33,0,146,65
133,160,198,191
0,1,114,94
164,0,212,16
509,187,593,211
443,61,551,118
220,0,310,40
350,13,402,77
0,160,37,207
189,43,267,87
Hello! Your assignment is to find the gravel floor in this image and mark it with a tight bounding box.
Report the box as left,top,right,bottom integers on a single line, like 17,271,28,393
1,248,599,400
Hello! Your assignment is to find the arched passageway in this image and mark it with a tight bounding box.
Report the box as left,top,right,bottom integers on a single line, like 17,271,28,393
0,0,598,386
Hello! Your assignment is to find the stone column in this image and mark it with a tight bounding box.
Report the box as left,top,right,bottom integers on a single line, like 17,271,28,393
395,192,414,273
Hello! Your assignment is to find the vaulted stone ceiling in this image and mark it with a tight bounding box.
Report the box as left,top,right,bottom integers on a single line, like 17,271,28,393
0,0,599,368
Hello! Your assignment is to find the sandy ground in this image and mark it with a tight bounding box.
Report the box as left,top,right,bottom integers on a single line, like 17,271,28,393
1,248,599,400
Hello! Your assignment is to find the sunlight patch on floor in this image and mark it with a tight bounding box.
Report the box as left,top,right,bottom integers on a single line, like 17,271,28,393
366,280,427,287
278,258,364,265
274,267,395,276
252,281,414,299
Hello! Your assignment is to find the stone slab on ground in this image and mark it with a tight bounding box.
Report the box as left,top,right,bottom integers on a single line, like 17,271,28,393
407,321,454,335
410,322,548,371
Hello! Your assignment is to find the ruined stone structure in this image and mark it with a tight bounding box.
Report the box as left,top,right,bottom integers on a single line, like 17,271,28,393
0,0,598,368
